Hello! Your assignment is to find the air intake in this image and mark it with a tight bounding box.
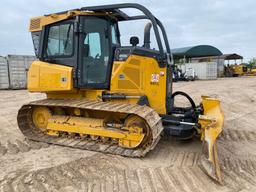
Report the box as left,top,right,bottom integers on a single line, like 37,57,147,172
30,18,41,31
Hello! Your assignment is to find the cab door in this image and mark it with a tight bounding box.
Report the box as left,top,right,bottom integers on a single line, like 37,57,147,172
78,16,113,89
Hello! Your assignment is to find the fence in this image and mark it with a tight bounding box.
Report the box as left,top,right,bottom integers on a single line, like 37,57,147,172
0,56,9,89
0,55,36,89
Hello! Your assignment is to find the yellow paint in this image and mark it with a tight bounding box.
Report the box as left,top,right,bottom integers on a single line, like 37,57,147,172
199,96,224,142
28,61,73,92
28,55,167,114
47,115,145,148
229,64,245,75
245,68,256,76
29,11,116,32
47,130,59,136
110,55,167,114
199,96,224,183
32,106,52,131
251,68,256,73
46,90,103,100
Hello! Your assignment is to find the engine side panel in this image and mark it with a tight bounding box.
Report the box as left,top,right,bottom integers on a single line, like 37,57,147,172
110,55,167,114
28,61,73,92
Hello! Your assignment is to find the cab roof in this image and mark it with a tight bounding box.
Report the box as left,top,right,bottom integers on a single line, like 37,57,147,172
45,3,152,21
29,4,152,32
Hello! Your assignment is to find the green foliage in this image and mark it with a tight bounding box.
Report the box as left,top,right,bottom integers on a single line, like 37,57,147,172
248,58,256,70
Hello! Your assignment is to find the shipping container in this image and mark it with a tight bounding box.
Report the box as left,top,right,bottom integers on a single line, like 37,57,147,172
7,55,36,89
213,58,224,77
179,62,217,80
191,57,225,77
0,56,10,89
217,64,224,77
23,55,37,71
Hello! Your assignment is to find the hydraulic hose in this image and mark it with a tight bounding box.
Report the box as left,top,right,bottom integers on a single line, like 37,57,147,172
171,91,196,109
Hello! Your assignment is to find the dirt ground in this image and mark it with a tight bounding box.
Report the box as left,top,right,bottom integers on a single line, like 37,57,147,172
0,76,256,192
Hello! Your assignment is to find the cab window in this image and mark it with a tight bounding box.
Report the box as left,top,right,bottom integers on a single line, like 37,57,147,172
84,33,101,58
45,23,74,57
111,25,118,45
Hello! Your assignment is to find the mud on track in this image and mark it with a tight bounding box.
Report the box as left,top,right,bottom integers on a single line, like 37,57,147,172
0,77,256,191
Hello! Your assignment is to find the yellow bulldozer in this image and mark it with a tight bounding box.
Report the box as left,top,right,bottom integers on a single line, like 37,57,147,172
225,64,248,77
18,3,224,183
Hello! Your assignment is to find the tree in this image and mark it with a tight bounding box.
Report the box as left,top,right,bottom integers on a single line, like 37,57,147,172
248,58,256,70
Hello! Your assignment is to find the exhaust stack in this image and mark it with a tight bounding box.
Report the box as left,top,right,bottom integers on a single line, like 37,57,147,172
143,22,152,49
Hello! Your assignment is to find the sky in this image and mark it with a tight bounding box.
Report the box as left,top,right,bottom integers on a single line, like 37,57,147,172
0,0,255,62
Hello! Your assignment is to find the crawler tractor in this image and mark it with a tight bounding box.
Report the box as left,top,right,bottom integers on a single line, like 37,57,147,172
18,3,224,183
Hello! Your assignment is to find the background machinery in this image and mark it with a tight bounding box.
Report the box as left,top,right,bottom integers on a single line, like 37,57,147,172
172,64,196,82
17,3,224,183
224,64,248,77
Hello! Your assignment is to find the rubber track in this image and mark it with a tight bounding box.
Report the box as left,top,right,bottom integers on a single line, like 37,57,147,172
17,99,163,157
1,155,256,192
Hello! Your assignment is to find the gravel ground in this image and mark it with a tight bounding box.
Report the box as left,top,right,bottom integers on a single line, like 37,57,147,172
0,76,256,192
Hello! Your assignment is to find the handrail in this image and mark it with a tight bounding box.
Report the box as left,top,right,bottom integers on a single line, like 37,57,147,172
81,3,171,65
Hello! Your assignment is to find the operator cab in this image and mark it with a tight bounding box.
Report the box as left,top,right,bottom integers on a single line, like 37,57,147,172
31,4,171,90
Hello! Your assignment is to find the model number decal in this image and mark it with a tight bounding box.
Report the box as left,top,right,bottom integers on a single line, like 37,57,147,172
119,74,125,80
151,74,159,83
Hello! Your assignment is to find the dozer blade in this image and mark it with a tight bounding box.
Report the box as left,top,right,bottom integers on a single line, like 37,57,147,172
198,96,224,184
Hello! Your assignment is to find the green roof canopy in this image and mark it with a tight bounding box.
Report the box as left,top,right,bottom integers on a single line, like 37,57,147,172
171,45,222,59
